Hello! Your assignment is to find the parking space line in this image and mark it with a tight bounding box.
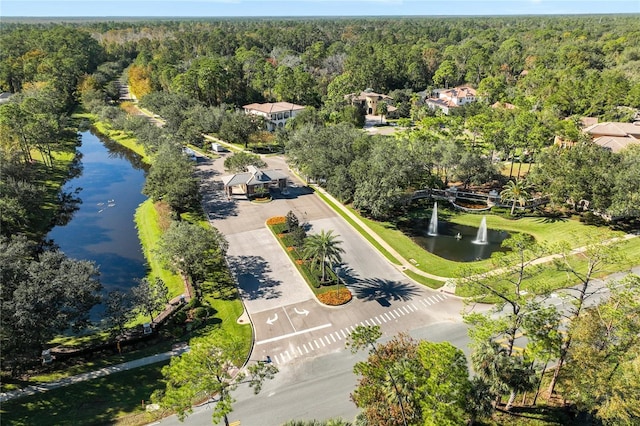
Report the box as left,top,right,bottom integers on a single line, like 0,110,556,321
364,319,371,326
297,346,303,355
320,338,326,347
303,344,309,353
375,316,383,324
314,340,320,349
420,299,429,307
404,305,413,313
411,303,419,310
341,329,348,338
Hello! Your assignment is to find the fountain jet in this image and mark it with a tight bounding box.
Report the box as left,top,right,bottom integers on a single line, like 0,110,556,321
472,216,488,245
428,202,438,236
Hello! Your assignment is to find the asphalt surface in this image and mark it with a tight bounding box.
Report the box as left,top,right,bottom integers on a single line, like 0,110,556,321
195,152,469,370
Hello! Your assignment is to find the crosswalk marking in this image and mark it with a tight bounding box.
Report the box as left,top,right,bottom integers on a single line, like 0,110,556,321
267,293,449,366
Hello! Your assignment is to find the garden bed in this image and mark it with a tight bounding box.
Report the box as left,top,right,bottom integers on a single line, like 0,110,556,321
266,216,352,306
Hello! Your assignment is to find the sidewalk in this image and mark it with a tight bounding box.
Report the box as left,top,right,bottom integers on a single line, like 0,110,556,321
0,346,189,403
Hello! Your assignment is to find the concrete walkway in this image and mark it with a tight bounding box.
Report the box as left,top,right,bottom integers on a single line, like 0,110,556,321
0,346,189,403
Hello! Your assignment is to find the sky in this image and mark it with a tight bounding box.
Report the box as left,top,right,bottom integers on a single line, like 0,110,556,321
1,0,638,18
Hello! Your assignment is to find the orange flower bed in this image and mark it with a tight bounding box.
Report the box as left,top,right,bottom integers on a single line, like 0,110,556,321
277,233,285,238
286,246,294,252
317,288,353,306
295,259,304,265
267,216,286,225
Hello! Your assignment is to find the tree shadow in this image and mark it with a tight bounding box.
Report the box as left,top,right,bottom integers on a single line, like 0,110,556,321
349,277,421,303
535,215,568,223
201,181,239,219
227,255,282,300
270,184,315,200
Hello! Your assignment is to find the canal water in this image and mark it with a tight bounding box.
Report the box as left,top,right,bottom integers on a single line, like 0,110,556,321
47,130,148,316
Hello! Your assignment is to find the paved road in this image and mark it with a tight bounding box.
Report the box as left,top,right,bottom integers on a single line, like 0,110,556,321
196,153,470,369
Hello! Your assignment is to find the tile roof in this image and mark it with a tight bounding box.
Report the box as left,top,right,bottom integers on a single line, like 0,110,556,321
584,122,640,137
243,102,306,114
593,136,640,153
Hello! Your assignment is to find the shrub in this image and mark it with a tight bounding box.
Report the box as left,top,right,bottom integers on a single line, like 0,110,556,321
267,216,286,225
317,288,352,306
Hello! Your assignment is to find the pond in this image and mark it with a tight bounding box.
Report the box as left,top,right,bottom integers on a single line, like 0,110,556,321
46,130,148,317
400,215,511,262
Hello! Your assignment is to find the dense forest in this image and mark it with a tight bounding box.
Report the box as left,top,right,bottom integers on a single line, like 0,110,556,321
1,15,640,424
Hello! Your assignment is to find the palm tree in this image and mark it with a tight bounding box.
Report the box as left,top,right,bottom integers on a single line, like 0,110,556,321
500,179,531,215
303,229,345,283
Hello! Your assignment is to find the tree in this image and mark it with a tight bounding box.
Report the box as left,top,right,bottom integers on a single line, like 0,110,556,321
303,229,344,283
546,236,625,395
104,290,134,338
154,332,277,425
0,238,102,374
143,143,201,218
156,221,228,299
500,178,531,215
219,111,259,148
461,234,548,408
132,277,169,323
223,151,267,173
346,326,415,426
562,275,640,424
416,341,472,426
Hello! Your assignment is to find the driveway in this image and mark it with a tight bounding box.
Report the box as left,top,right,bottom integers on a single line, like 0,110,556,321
196,152,468,366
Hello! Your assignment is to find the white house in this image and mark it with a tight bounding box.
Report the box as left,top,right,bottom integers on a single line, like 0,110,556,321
425,86,477,115
242,102,306,131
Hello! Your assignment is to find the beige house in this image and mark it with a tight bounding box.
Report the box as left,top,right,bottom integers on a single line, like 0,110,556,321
583,121,640,153
345,90,396,115
242,102,306,131
425,86,477,115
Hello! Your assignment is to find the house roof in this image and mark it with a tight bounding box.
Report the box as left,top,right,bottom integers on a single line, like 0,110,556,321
0,92,13,103
584,122,640,137
593,136,640,153
243,102,306,114
440,86,476,99
345,91,392,101
222,166,288,187
491,101,516,110
426,97,456,108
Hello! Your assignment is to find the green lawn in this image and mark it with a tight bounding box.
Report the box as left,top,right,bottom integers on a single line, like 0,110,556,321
0,363,168,426
134,199,184,298
356,208,624,279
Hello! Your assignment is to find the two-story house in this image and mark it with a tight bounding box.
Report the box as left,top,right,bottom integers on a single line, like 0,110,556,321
344,90,395,115
425,86,477,115
242,102,306,131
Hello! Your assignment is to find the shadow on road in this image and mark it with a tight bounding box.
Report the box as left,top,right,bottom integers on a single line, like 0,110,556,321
228,255,283,300
350,277,421,303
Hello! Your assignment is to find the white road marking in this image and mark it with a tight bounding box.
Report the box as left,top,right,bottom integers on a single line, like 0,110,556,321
303,344,309,354
330,334,336,343
324,336,331,345
341,329,348,338
314,340,320,349
255,323,332,345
